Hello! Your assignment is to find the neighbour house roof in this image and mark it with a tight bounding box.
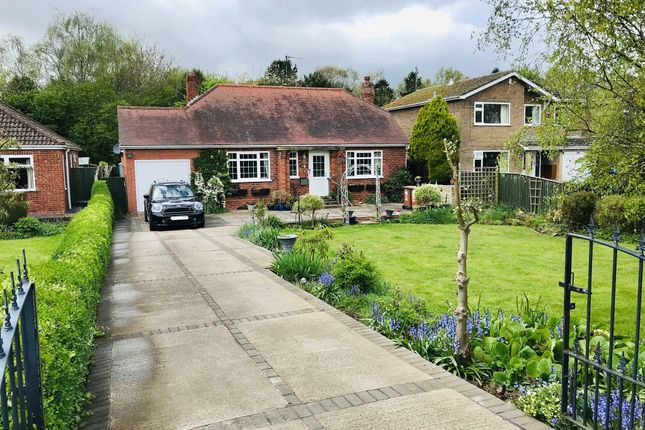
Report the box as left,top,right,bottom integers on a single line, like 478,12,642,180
117,85,408,149
0,101,81,151
521,133,592,151
383,71,556,111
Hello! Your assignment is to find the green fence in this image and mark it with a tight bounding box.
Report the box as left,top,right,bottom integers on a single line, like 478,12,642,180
69,167,96,207
498,173,561,213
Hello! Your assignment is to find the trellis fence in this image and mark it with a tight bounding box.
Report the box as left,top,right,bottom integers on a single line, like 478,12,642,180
459,169,561,214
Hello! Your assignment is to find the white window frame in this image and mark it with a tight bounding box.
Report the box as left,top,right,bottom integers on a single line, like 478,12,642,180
473,102,511,126
524,104,542,126
345,150,383,179
227,151,271,183
289,151,299,178
473,150,510,172
2,155,36,192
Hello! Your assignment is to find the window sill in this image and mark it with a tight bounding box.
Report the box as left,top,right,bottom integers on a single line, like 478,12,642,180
289,176,300,180
9,188,36,193
473,123,511,127
231,178,272,184
347,176,384,180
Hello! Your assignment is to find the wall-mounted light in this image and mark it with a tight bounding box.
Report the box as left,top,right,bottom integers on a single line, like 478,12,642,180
127,153,134,159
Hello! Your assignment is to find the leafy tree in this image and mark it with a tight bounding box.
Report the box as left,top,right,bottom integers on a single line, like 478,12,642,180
373,78,394,106
433,66,466,84
480,0,644,195
397,68,424,97
409,97,460,183
259,58,299,86
299,70,338,88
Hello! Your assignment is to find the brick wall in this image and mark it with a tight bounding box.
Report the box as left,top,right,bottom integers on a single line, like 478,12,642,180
389,77,543,173
1,149,76,215
124,146,408,212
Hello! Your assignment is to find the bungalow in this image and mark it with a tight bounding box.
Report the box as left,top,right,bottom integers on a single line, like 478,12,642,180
117,76,408,213
0,101,80,215
383,71,589,181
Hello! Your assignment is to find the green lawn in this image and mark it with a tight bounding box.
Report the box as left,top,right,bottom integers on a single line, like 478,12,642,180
330,224,642,336
0,235,62,282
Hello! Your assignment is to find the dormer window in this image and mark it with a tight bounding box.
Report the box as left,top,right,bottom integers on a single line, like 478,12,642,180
524,104,542,125
474,102,510,125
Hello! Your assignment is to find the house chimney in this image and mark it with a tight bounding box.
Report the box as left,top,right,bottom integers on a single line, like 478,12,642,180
186,72,198,102
361,76,375,104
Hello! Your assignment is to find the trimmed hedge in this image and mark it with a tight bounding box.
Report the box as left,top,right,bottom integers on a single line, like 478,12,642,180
34,181,113,429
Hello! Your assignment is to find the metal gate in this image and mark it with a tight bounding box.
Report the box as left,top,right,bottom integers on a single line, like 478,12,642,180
561,226,645,429
0,251,45,429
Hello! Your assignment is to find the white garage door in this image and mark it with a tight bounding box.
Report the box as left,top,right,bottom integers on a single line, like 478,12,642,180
134,159,191,211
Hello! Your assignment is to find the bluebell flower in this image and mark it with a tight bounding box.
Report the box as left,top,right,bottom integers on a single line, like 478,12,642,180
349,285,360,295
318,272,334,288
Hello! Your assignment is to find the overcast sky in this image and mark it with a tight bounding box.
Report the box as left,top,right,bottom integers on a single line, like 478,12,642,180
0,0,508,84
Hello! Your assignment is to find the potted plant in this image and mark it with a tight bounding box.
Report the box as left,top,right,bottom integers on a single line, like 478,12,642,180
271,190,292,211
246,202,256,211
385,208,394,218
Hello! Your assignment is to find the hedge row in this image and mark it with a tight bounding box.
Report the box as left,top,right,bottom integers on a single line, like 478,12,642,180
34,181,113,429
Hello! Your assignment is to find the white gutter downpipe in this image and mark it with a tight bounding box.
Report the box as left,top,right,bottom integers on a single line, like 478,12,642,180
64,149,72,211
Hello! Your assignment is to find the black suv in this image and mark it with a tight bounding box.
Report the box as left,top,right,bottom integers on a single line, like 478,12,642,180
143,182,205,231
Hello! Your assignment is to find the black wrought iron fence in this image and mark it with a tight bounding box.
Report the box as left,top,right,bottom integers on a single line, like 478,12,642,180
561,226,645,429
0,250,44,429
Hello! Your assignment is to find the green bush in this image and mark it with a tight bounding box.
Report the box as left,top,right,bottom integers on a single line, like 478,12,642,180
12,216,46,236
399,207,456,224
479,204,518,225
595,194,628,230
364,193,390,204
294,227,333,257
33,180,114,429
237,223,280,251
560,191,597,229
625,195,645,232
515,383,564,429
294,194,324,221
0,193,28,227
271,250,326,282
265,215,285,230
382,167,413,202
332,243,383,293
414,184,442,207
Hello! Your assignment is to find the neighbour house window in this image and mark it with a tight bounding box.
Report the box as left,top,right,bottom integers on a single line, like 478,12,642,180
473,151,509,172
474,102,510,125
1,155,35,191
524,105,542,125
227,151,270,182
345,150,382,178
289,151,298,178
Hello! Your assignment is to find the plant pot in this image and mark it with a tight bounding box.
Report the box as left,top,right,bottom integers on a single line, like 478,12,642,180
277,234,298,252
246,204,256,211
347,210,354,218
385,209,394,217
348,216,357,225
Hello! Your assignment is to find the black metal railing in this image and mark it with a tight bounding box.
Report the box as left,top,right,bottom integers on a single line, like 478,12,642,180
0,250,44,429
561,225,645,429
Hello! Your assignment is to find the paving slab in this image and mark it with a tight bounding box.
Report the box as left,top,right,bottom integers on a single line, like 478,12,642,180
198,271,314,319
107,279,214,336
122,238,167,258
163,236,224,254
109,327,286,430
258,421,309,430
238,312,430,402
316,389,517,430
110,253,183,282
175,250,252,276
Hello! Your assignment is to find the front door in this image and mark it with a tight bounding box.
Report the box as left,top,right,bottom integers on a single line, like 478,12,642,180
308,151,330,196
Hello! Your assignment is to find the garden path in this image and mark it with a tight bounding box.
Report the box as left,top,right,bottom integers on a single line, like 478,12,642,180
80,216,547,430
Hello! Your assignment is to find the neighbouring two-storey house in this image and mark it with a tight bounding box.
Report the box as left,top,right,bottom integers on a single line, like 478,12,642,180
117,75,408,213
383,71,589,181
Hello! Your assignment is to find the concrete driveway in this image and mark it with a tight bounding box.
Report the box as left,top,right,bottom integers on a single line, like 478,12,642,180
81,217,547,430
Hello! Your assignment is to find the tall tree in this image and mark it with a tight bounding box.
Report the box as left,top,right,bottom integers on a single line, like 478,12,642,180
373,78,394,106
480,0,644,195
299,70,338,88
433,66,466,84
409,97,460,183
259,58,299,86
397,68,424,97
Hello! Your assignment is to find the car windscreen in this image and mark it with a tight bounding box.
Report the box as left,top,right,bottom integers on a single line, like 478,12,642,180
152,184,195,200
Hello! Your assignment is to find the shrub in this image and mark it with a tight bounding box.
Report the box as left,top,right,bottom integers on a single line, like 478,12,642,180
264,215,284,230
479,204,518,225
192,172,226,213
515,383,565,429
382,167,413,203
332,243,383,293
595,195,628,230
625,195,645,232
560,191,597,229
250,226,279,251
414,184,442,207
294,226,333,257
364,193,390,204
294,194,324,221
399,207,456,224
12,216,46,237
0,193,28,227
271,250,326,282
270,190,292,205
33,180,114,428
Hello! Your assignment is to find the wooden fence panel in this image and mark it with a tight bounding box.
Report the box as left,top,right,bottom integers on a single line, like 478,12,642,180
69,167,96,207
103,177,128,214
498,173,561,213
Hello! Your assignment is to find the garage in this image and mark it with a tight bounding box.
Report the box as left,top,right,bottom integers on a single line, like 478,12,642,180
134,159,191,211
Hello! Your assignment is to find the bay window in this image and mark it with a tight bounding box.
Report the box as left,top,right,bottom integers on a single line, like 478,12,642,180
474,102,510,125
2,155,35,191
346,150,382,178
227,151,270,182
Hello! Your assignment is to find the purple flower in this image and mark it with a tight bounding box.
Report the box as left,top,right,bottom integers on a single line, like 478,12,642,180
318,272,334,288
350,285,360,295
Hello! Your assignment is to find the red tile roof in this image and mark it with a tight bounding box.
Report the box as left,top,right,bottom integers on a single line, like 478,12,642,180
0,101,80,150
117,85,408,148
